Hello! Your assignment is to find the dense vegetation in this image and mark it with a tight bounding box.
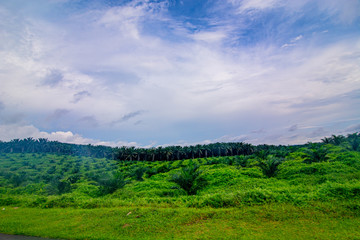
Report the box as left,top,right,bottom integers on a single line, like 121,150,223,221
0,137,279,161
0,133,359,239
0,138,115,159
0,133,359,208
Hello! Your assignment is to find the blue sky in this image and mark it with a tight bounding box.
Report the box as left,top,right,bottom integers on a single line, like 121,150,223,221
0,0,359,147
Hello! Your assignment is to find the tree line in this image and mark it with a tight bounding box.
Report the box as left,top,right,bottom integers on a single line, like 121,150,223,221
114,142,257,162
0,133,358,162
0,138,257,160
0,138,114,159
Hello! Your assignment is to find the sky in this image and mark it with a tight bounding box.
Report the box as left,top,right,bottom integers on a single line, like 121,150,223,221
0,0,360,147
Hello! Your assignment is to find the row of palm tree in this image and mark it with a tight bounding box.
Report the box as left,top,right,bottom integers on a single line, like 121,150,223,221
0,138,255,161
322,133,360,151
1,132,358,162
114,142,255,162
0,138,114,159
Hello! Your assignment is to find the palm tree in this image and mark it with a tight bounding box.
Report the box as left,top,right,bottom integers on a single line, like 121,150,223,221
189,146,196,159
116,146,127,161
347,133,360,151
125,147,137,161
139,148,148,161
148,148,156,162
170,164,207,195
257,156,282,178
330,135,345,146
156,146,164,161
226,144,233,156
202,144,211,158
173,146,183,160
164,147,173,161
303,146,329,164
213,143,222,157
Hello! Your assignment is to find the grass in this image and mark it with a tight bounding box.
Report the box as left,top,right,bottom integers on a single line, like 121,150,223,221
1,141,360,239
1,201,360,240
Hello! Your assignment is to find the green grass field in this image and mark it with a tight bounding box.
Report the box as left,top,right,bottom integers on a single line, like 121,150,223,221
1,135,360,239
1,202,359,240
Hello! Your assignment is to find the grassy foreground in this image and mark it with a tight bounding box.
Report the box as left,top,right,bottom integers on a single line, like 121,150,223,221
1,202,360,240
1,135,360,239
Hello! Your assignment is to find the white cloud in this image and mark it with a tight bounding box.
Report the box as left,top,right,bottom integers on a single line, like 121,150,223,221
0,0,359,146
0,123,138,147
238,0,283,12
227,0,360,25
192,30,227,43
291,35,303,42
226,0,284,13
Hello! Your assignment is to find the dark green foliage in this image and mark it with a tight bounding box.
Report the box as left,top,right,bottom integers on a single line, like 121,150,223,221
347,133,360,151
234,155,249,167
46,166,56,174
156,163,172,173
321,135,345,145
46,177,71,195
319,182,360,199
145,167,158,178
349,138,360,151
0,135,331,163
0,138,114,158
9,173,27,187
129,166,147,181
67,174,81,184
0,133,360,209
170,164,207,195
256,156,282,178
303,145,329,164
255,150,269,160
97,171,126,195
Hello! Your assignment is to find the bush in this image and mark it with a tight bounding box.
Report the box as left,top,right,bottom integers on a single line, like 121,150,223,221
73,182,100,198
257,156,282,178
0,196,21,206
318,182,360,200
9,173,27,187
236,189,275,205
202,193,237,208
97,171,126,195
27,196,48,208
129,166,147,181
234,155,249,167
170,164,207,195
303,146,329,164
46,177,71,195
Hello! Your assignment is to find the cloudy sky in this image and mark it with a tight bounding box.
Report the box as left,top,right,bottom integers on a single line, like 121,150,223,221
0,0,359,147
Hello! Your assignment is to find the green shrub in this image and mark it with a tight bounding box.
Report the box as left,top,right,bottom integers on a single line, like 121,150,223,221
234,155,249,167
303,146,329,164
72,182,100,198
201,193,237,208
129,166,147,181
257,156,282,178
170,164,207,195
46,177,71,195
318,182,360,200
9,173,27,187
0,196,21,206
97,171,126,195
27,196,48,208
43,195,76,208
236,189,275,205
